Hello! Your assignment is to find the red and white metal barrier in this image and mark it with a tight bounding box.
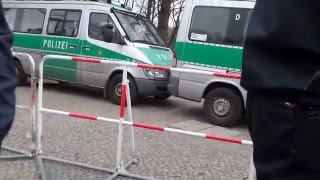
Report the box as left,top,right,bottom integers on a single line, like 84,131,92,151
33,55,250,180
0,53,37,160
71,56,241,78
37,55,250,143
41,108,252,145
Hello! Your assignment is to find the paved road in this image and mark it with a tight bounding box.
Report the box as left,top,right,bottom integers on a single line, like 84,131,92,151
0,82,252,180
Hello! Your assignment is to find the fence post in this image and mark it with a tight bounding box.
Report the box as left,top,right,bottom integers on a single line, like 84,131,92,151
116,66,128,170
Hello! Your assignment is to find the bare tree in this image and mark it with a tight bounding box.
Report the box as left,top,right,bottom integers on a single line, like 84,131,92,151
168,0,185,48
157,0,171,43
122,0,186,48
146,0,154,20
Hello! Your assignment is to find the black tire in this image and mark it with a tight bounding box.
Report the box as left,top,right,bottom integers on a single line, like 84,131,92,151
154,94,171,100
14,60,28,86
204,87,243,127
108,74,138,105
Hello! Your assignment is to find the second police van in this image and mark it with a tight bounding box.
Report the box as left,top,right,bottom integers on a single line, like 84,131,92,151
3,0,173,105
169,0,255,126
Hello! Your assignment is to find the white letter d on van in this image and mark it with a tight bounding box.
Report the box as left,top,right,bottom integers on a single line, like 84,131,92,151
235,14,241,21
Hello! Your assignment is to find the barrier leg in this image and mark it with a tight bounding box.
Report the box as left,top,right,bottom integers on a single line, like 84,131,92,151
106,159,133,180
126,79,137,156
30,77,38,154
108,66,157,180
37,156,48,180
37,61,45,155
115,66,128,170
106,79,139,180
107,158,156,180
0,146,32,161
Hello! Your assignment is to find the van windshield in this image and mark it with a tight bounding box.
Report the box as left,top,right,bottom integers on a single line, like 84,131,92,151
113,10,166,47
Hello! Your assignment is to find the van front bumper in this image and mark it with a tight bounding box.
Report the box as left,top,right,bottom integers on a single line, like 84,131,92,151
135,78,170,97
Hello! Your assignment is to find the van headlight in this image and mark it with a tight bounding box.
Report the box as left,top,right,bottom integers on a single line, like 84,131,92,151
143,69,169,79
134,60,169,79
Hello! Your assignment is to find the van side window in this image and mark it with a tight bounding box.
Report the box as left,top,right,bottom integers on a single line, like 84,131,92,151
4,8,46,34
47,9,81,37
89,13,120,43
189,6,252,46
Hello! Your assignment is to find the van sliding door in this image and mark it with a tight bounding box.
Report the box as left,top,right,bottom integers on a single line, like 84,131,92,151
43,8,82,83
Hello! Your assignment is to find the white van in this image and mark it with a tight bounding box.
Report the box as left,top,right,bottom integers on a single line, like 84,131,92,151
169,0,255,126
4,0,174,105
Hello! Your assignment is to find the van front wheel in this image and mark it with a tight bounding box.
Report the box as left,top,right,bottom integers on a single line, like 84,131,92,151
108,74,138,105
204,88,243,127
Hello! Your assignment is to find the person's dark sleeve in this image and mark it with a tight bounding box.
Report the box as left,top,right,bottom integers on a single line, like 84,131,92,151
0,0,17,143
240,0,320,94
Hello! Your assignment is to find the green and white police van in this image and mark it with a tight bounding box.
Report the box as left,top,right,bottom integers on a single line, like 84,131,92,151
3,0,173,105
169,0,255,126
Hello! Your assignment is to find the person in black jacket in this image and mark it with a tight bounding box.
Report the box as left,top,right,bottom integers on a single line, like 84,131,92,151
241,0,320,179
0,0,17,152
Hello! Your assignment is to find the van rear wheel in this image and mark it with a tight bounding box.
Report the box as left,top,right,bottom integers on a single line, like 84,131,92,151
14,60,28,86
108,74,138,105
204,88,243,127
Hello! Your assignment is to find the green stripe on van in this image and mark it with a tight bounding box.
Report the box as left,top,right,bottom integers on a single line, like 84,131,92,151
138,47,173,66
12,33,135,82
13,33,79,81
174,42,243,70
43,55,78,82
81,40,134,61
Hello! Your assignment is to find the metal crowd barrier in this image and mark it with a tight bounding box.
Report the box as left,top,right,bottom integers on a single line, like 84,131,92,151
35,55,252,180
1,54,254,180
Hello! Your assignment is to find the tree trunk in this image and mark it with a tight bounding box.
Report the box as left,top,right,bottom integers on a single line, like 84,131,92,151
169,27,178,49
146,0,154,20
158,0,171,44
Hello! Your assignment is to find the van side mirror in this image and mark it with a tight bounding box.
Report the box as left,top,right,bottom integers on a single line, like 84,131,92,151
102,23,114,43
116,36,127,45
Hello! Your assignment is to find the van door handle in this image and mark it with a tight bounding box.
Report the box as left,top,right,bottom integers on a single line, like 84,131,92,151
69,44,78,48
83,45,91,50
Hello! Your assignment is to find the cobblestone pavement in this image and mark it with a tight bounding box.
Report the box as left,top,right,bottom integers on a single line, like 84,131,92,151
0,85,252,180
